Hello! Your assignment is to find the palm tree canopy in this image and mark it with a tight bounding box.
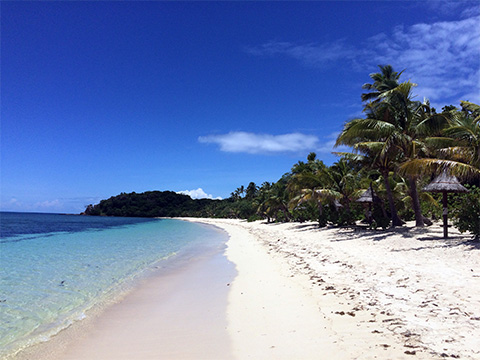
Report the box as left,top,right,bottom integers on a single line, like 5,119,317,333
361,64,404,103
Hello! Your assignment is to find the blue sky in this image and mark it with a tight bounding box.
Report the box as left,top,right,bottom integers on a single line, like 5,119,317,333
1,1,479,213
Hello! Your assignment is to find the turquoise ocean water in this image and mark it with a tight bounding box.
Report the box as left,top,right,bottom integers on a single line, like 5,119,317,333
0,212,226,358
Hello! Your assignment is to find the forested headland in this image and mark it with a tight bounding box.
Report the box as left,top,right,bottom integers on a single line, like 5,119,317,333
83,65,480,239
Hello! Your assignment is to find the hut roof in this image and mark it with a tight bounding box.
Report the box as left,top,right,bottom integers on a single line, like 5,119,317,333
356,187,380,203
422,172,469,193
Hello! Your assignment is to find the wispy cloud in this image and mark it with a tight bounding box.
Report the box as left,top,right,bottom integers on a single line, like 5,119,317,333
199,131,319,154
366,15,480,105
177,188,222,200
245,40,354,67
34,199,62,209
419,1,479,18
460,3,480,18
246,8,480,106
1,197,64,212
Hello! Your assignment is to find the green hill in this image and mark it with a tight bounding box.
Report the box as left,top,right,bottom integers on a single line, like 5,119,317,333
82,191,225,218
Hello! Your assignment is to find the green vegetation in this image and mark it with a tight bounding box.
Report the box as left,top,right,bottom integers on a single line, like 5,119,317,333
83,65,480,239
83,191,223,218
451,186,480,240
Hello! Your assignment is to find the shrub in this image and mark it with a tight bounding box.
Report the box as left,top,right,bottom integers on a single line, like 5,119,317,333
451,185,480,240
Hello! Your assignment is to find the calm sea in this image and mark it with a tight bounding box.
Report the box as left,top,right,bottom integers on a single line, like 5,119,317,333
0,212,227,358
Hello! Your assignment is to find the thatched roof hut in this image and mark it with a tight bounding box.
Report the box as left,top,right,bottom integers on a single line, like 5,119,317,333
356,187,381,203
423,172,469,238
423,172,469,193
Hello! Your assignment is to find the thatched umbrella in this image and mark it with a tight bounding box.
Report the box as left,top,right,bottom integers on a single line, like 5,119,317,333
423,172,469,238
356,184,381,224
356,187,375,203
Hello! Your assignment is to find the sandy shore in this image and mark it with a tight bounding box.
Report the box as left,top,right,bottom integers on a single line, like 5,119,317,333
184,218,479,360
12,218,479,359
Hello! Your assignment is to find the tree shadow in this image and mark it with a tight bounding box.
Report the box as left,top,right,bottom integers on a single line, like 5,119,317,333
391,240,479,252
259,220,478,250
291,223,323,232
329,224,416,242
326,223,479,250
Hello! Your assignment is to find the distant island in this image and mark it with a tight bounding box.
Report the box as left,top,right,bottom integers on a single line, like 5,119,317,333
82,191,230,218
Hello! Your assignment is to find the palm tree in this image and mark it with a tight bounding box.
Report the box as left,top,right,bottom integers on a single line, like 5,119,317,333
287,165,341,226
257,180,291,222
398,101,480,180
360,74,445,226
245,182,259,200
326,158,360,219
230,185,245,200
289,187,341,226
335,103,404,226
361,64,404,104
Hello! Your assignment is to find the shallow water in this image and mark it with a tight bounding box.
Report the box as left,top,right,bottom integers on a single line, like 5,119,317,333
0,212,227,358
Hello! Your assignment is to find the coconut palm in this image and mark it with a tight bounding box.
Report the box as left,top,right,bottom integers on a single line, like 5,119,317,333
335,103,404,226
287,165,342,226
326,158,360,219
361,64,404,104
399,101,480,180
289,187,341,226
257,180,291,222
357,77,445,226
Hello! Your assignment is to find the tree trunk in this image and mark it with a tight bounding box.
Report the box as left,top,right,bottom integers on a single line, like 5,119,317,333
281,205,292,222
344,196,353,224
382,170,403,227
408,175,425,227
317,202,326,227
442,191,448,238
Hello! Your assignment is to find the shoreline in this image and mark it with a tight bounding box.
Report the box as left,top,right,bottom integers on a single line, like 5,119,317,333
10,218,480,359
10,221,235,360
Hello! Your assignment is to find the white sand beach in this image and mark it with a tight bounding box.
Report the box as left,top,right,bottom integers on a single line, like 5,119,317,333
13,218,479,360
186,218,480,360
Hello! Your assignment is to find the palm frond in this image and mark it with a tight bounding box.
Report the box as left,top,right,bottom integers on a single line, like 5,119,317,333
331,152,365,162
398,158,480,180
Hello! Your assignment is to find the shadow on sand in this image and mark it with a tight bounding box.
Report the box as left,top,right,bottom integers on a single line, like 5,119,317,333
264,220,479,251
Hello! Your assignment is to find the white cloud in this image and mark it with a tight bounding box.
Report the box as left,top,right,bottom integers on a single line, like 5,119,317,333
199,131,319,154
245,40,354,67
177,188,222,200
460,4,480,18
247,10,480,107
34,199,62,209
420,1,479,18
198,131,349,156
366,15,480,105
1,198,64,212
1,198,22,211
